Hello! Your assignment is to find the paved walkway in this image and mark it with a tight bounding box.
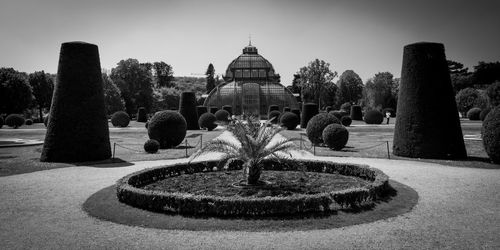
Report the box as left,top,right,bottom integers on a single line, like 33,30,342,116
0,133,499,249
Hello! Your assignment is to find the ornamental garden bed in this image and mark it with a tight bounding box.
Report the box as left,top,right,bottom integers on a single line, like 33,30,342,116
116,159,390,217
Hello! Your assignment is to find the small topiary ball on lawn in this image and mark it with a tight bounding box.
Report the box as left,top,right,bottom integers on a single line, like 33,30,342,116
111,111,130,127
198,112,217,131
467,107,481,121
5,114,25,128
341,116,352,126
25,119,33,125
322,123,349,150
215,109,230,123
144,139,160,153
136,107,147,122
268,110,281,124
148,110,187,149
364,110,384,124
280,112,299,130
306,113,340,145
480,107,491,121
482,106,500,164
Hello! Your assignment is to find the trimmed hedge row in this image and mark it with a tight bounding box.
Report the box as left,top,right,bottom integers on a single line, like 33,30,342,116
116,159,389,217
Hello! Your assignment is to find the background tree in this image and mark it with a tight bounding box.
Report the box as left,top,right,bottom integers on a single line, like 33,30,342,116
205,63,215,94
320,82,338,108
102,72,125,115
28,70,54,120
473,61,500,86
363,72,396,111
448,60,473,93
287,74,301,94
336,70,364,106
152,61,174,88
297,59,337,107
151,87,182,112
110,59,154,115
0,68,33,114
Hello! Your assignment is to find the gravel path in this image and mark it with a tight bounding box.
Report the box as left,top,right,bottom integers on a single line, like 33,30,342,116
1,132,499,249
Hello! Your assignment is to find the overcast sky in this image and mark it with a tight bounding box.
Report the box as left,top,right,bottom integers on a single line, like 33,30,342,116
1,0,499,85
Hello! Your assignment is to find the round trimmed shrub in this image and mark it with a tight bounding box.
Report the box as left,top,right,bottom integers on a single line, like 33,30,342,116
467,108,481,121
215,109,230,123
111,111,130,127
364,110,384,124
322,123,349,150
210,107,218,114
25,119,33,125
148,110,187,149
136,107,147,123
382,108,396,118
350,105,363,121
179,92,199,130
301,103,318,128
341,116,352,126
198,112,217,131
268,110,281,124
5,114,25,128
280,112,299,130
144,139,160,153
306,113,340,144
283,107,291,113
480,107,491,121
329,110,343,120
482,106,500,163
268,105,279,114
0,116,3,129
222,105,232,116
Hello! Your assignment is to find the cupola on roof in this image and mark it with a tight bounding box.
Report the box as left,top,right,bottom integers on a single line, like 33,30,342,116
224,43,277,82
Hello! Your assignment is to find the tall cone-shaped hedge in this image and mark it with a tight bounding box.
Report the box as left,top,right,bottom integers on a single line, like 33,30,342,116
393,42,466,159
41,42,111,162
179,92,199,130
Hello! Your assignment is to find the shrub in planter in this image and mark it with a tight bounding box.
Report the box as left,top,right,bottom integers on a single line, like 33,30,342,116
198,112,217,131
268,105,279,114
0,116,3,129
467,107,481,121
364,110,384,124
268,110,281,124
322,123,349,150
179,92,199,130
25,119,33,125
148,110,187,149
280,112,299,130
222,105,232,116
136,107,147,122
350,105,363,120
210,107,218,114
215,109,230,123
301,103,318,128
329,110,343,120
480,107,491,121
5,114,25,128
283,107,291,113
306,113,340,144
382,108,396,118
482,106,500,164
144,139,160,153
111,111,130,127
341,116,352,126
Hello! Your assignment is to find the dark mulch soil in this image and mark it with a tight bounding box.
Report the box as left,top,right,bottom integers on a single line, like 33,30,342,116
83,180,418,231
143,170,371,198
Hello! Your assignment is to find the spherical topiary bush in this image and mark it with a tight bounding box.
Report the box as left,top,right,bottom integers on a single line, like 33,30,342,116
210,107,218,114
467,108,481,121
148,110,187,149
198,112,217,131
341,116,352,126
482,106,500,164
268,110,281,124
350,105,363,121
179,92,199,130
329,110,343,120
0,116,4,129
283,107,291,113
136,107,147,123
280,112,299,130
364,110,384,124
111,111,130,127
382,108,396,118
215,110,230,123
306,113,340,144
480,107,491,121
301,103,318,128
222,105,232,116
268,105,279,114
5,114,25,128
322,123,349,150
25,119,33,125
144,139,160,153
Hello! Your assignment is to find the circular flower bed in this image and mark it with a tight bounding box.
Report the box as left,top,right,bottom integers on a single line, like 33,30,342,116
116,159,389,217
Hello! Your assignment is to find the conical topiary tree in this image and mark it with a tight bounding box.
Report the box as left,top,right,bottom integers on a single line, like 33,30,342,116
136,107,147,122
179,92,199,130
393,42,466,159
41,42,111,162
350,105,363,121
300,103,318,128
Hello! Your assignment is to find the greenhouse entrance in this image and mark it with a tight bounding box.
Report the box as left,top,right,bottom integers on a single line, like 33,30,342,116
242,83,260,116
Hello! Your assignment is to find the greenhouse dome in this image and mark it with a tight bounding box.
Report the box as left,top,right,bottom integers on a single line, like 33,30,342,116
204,43,299,117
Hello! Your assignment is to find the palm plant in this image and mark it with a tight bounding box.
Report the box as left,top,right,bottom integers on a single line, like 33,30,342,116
191,116,301,185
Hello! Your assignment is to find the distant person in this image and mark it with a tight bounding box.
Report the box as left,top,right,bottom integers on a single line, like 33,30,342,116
386,112,391,124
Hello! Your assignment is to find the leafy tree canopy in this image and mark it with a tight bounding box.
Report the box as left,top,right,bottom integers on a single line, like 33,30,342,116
297,59,338,106
29,70,54,119
0,68,33,114
336,70,364,106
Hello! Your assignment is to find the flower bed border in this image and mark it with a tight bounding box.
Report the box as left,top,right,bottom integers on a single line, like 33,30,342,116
116,159,390,217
